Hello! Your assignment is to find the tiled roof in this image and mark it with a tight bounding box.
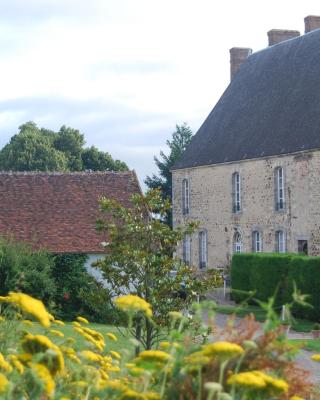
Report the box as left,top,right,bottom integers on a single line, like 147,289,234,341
173,29,320,170
0,171,142,253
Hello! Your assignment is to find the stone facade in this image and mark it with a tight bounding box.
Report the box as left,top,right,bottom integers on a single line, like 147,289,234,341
172,149,320,270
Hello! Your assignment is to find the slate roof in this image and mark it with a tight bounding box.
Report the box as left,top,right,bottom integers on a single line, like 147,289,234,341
173,29,320,170
0,171,141,253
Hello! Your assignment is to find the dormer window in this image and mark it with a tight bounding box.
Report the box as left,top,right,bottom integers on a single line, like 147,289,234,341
275,167,285,211
182,178,189,215
232,172,241,213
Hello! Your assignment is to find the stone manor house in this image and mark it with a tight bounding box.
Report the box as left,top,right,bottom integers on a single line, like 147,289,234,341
172,16,320,270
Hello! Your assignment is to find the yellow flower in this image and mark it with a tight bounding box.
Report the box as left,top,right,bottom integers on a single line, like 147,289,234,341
53,319,65,326
0,316,4,322
168,311,183,320
0,373,9,394
121,389,146,399
0,296,8,302
262,373,289,393
81,326,104,342
110,350,121,360
72,321,81,327
106,332,117,341
202,341,244,359
80,350,103,363
71,380,88,388
159,341,171,349
76,316,89,324
21,334,64,375
0,353,12,373
311,354,320,362
115,295,152,317
49,330,64,338
290,396,305,400
227,371,266,389
184,351,210,367
136,350,171,363
99,369,109,380
31,363,55,397
22,319,33,327
8,355,24,374
6,292,51,327
145,393,161,400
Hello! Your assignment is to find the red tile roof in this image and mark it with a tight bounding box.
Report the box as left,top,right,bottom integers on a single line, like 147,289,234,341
0,171,142,253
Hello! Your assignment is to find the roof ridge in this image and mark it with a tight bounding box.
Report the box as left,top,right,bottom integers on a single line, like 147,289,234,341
0,170,134,176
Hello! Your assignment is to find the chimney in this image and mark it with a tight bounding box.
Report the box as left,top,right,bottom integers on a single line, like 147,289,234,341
229,47,252,81
267,29,300,46
304,15,320,33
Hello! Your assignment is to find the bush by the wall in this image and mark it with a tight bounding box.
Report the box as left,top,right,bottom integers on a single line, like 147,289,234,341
231,253,320,321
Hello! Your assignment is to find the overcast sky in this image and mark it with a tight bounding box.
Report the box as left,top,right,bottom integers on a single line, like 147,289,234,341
0,0,319,188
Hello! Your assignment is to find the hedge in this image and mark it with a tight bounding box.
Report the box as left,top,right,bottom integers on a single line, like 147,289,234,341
231,253,320,321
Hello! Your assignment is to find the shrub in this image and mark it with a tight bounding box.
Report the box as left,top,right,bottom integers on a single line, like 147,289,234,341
0,237,56,303
231,253,320,321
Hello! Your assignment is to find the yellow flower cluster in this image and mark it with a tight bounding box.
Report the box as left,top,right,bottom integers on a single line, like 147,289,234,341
115,295,152,317
202,341,244,359
228,370,289,393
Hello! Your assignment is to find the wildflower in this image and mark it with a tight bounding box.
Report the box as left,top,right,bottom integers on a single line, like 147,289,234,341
110,350,121,360
8,355,24,374
53,319,65,326
227,371,266,389
106,332,117,341
0,353,13,373
168,311,183,320
0,373,9,394
202,341,244,359
0,296,8,302
311,354,320,362
22,319,33,327
30,363,55,397
145,393,161,400
115,295,152,317
262,373,289,393
184,351,210,368
80,350,102,363
6,292,51,327
136,350,171,363
71,380,88,388
49,330,64,338
121,389,146,399
76,316,89,324
159,341,171,349
204,382,223,392
99,369,109,380
290,397,305,400
81,327,104,342
72,321,81,327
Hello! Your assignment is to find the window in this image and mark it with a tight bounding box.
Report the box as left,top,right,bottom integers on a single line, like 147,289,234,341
252,231,262,253
183,235,191,265
233,231,243,253
232,172,241,213
275,230,286,253
298,240,308,255
182,178,189,215
199,230,207,269
275,167,285,211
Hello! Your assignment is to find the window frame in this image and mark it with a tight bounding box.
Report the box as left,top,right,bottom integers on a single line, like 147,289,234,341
182,234,191,265
199,230,207,269
275,167,285,211
182,178,190,215
252,230,262,253
275,230,286,253
233,230,243,253
232,172,241,213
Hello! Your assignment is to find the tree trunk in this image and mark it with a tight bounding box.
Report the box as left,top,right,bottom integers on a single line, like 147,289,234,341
146,317,153,350
135,316,142,356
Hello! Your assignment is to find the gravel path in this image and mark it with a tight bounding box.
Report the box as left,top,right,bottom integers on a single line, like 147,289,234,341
209,312,320,384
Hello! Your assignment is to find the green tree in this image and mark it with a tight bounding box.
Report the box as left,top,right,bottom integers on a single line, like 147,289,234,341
96,189,220,352
144,123,193,225
0,122,67,171
0,121,129,172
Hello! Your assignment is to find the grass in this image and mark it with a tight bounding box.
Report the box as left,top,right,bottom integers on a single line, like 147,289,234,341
288,338,320,352
216,305,315,332
26,322,134,354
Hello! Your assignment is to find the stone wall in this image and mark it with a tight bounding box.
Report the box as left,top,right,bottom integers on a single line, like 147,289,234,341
172,150,320,270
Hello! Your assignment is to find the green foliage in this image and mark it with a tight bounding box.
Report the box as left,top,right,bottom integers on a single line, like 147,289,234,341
231,253,320,321
0,237,56,303
96,189,219,350
50,254,116,323
144,123,193,225
0,121,129,172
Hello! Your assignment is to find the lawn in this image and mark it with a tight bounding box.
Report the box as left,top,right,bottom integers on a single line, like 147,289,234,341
26,322,134,355
216,305,315,332
288,338,320,352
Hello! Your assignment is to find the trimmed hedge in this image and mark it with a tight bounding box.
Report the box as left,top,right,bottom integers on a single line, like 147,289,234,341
231,253,320,321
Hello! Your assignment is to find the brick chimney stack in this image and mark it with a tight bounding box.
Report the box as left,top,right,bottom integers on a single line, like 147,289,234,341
267,29,300,46
304,15,320,33
229,47,252,81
